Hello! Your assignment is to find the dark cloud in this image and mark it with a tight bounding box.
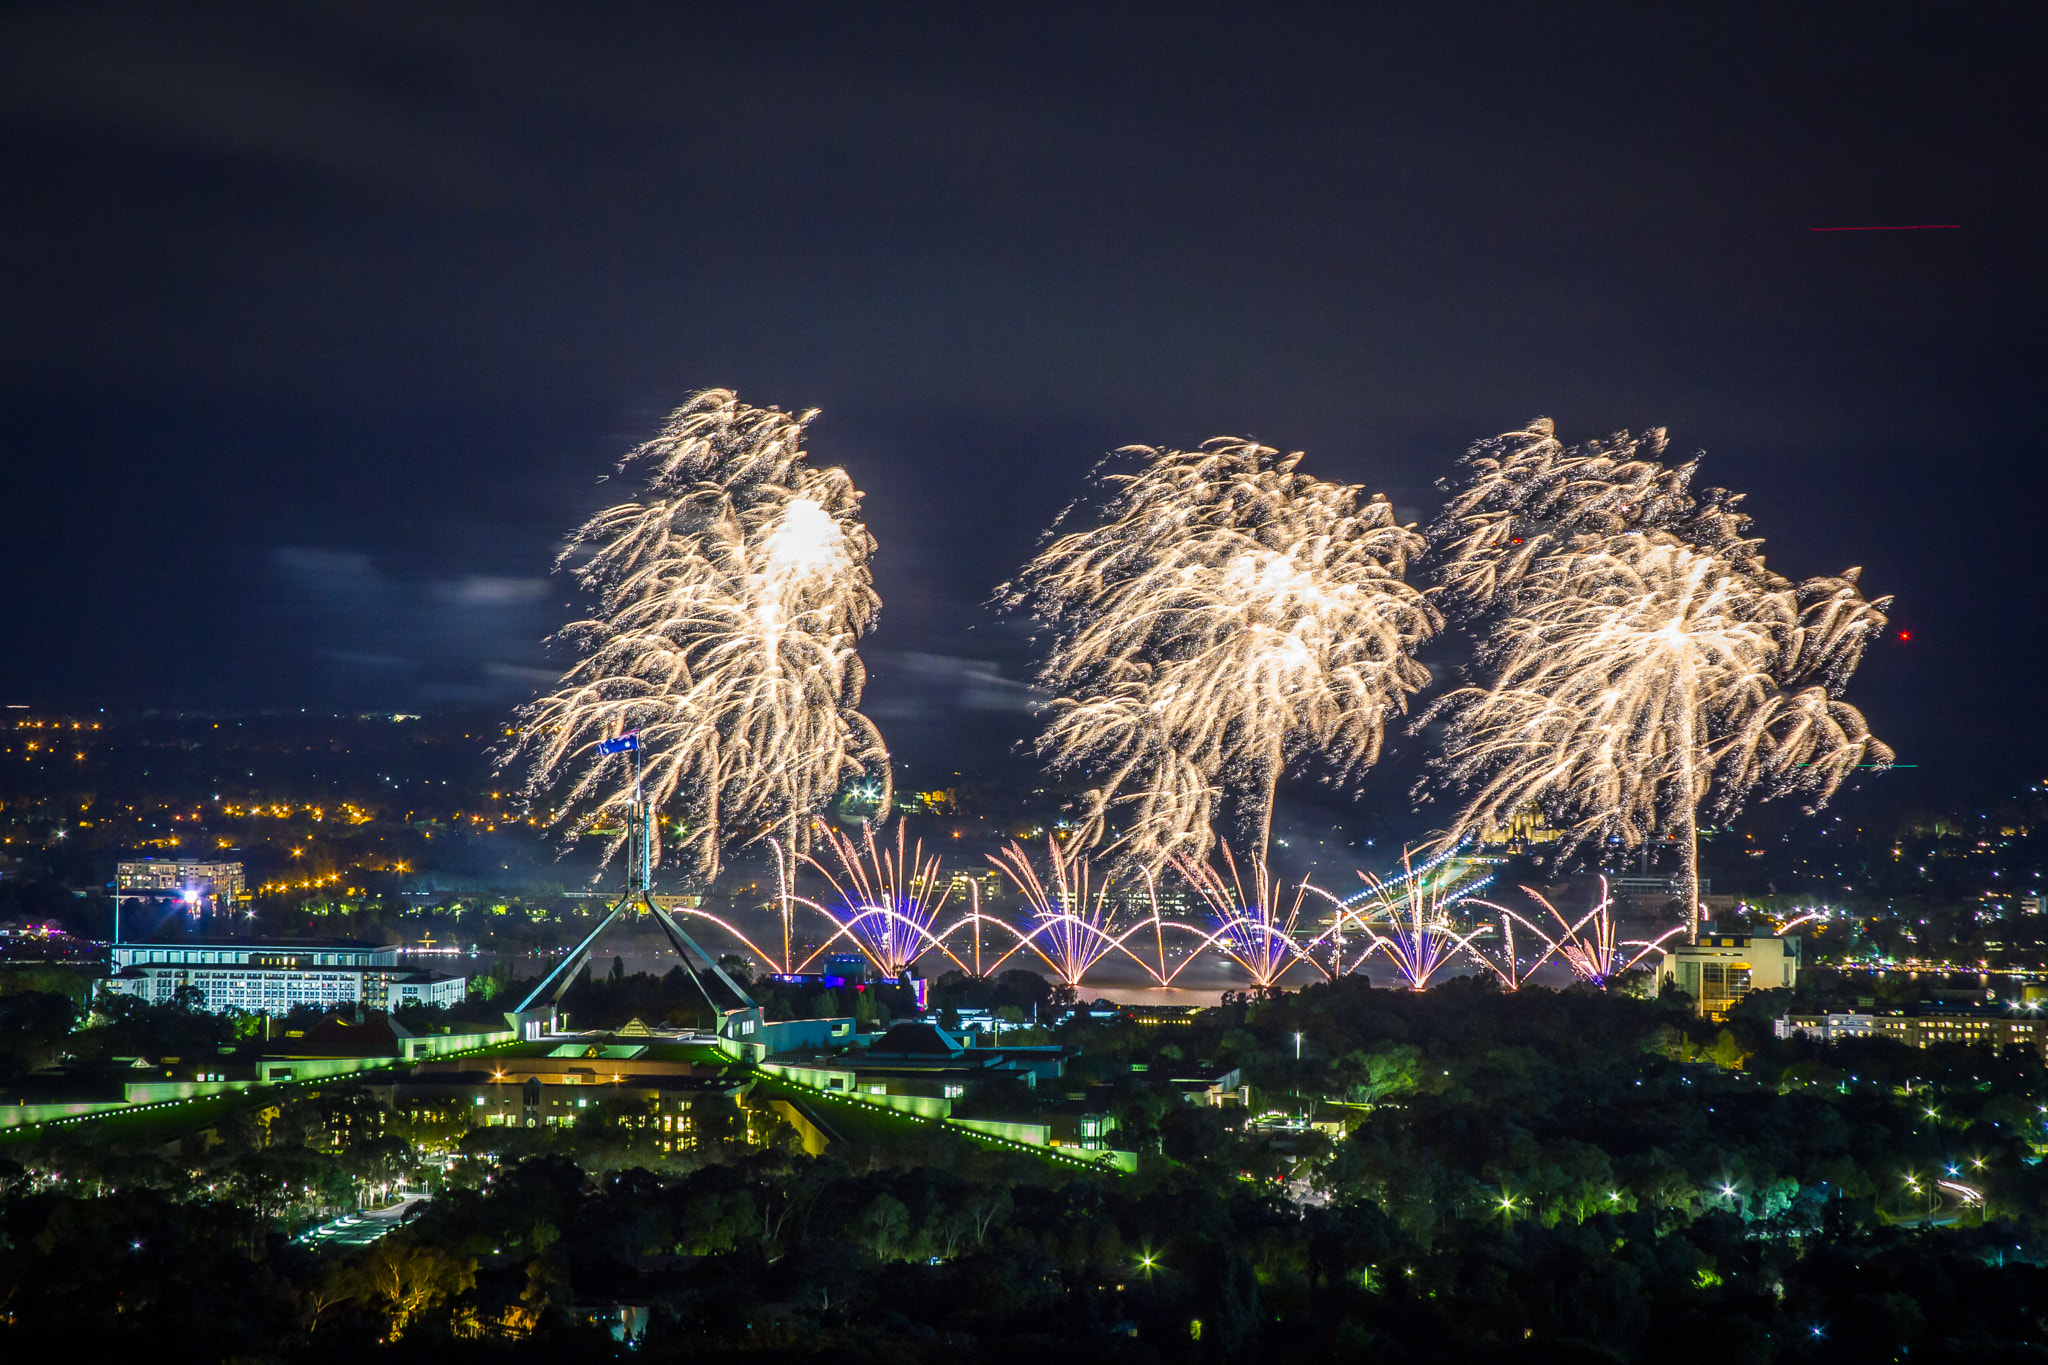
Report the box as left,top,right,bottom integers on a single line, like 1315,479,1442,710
865,652,1040,720
0,2,2040,793
275,546,555,705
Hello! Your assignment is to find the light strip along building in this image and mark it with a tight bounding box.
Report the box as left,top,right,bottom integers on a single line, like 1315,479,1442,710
104,938,466,1014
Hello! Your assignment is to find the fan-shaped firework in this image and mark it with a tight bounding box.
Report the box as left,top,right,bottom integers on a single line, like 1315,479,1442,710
988,839,1163,987
1498,878,1682,986
804,822,953,978
1174,845,1334,989
508,390,890,880
1339,857,1494,989
1011,438,1438,866
1433,530,1891,938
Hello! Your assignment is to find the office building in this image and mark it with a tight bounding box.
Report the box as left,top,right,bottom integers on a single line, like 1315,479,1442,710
104,938,466,1014
1777,1007,2048,1057
118,859,248,896
116,859,246,916
1660,933,1799,1018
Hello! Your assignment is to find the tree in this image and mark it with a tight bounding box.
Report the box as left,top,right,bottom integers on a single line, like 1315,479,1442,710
349,1241,476,1338
0,991,78,1080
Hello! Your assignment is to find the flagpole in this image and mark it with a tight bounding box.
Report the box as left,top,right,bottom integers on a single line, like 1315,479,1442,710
635,743,652,896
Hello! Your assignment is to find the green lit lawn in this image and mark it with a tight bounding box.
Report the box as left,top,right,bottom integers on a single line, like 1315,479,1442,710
0,1073,395,1148
744,1069,1126,1173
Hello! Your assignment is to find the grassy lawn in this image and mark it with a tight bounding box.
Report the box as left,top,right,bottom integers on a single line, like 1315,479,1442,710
744,1068,1127,1173
0,1072,396,1148
746,1069,938,1146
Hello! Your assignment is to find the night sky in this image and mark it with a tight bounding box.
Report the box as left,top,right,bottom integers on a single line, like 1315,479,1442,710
3,4,2044,801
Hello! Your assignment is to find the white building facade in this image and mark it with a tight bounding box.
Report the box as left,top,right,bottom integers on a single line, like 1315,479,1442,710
1660,933,1800,1017
104,939,465,1014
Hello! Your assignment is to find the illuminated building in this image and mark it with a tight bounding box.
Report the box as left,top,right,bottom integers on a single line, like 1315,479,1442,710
1776,1007,2048,1057
945,868,1001,903
1107,881,1199,921
1118,1003,1204,1028
1478,802,1562,853
1659,933,1799,1018
104,938,466,1014
764,1020,1065,1103
116,858,246,920
0,1013,513,1131
372,1042,758,1151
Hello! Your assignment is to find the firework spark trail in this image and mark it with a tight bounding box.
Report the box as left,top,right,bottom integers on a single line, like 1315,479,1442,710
1432,531,1891,939
801,822,961,978
1773,910,1823,936
1010,438,1438,867
768,837,800,974
509,390,891,881
1489,878,1683,986
988,839,1165,986
1173,845,1334,989
1338,857,1495,989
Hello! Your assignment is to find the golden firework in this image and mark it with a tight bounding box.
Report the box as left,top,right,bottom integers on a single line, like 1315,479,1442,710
1012,438,1437,866
509,390,890,881
1433,530,1890,939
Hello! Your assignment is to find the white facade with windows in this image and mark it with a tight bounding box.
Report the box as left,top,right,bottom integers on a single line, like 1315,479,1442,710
116,859,248,898
1659,933,1799,1017
104,940,464,1014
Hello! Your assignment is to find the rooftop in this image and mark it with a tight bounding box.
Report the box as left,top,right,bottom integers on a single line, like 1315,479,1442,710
113,937,390,951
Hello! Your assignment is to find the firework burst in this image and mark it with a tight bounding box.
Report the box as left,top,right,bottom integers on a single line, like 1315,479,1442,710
1432,418,1762,609
802,822,955,978
508,390,890,881
1011,438,1438,866
1173,845,1334,989
1432,530,1891,938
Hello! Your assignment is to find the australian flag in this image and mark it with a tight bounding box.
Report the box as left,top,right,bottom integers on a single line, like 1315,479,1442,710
597,732,640,756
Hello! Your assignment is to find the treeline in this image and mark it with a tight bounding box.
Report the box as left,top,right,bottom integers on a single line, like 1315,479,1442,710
7,1107,2045,1361
9,978,2048,1359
